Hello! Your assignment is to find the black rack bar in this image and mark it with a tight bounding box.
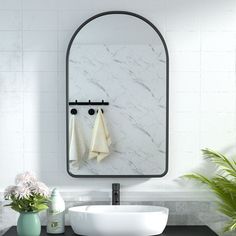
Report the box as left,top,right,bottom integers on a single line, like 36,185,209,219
69,100,109,106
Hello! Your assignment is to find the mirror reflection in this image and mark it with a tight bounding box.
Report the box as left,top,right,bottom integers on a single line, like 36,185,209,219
67,12,168,177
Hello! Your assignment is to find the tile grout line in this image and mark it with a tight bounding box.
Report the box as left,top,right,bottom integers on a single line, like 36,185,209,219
56,1,61,172
198,19,202,162
20,0,25,172
234,33,236,149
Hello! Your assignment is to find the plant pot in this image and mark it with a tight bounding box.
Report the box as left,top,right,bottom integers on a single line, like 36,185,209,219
17,212,41,236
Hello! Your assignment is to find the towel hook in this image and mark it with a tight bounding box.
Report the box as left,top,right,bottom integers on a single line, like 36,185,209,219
88,108,104,115
88,108,95,115
71,108,77,115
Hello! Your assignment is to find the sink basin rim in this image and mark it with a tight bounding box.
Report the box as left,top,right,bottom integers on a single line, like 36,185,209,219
69,205,169,215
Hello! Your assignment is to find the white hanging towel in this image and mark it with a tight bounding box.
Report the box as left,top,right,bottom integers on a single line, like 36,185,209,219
69,115,87,167
89,108,111,162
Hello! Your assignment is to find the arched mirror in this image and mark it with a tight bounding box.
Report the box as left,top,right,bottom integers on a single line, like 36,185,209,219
66,11,169,177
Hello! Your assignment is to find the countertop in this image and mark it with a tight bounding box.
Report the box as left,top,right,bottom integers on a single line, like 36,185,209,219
3,226,218,236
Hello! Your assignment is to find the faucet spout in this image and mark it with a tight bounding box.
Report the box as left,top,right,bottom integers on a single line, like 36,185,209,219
112,183,120,205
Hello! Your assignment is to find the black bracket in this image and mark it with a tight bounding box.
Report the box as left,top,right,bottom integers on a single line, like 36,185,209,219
69,100,108,115
69,100,109,106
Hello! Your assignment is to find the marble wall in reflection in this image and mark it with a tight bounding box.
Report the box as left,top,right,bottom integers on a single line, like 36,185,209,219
68,44,167,175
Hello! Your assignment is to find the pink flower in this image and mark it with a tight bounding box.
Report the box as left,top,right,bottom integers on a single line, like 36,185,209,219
4,185,31,199
15,171,37,186
30,181,50,197
4,185,17,199
5,171,50,199
15,186,31,199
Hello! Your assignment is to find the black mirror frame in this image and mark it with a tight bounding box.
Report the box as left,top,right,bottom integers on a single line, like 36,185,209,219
66,11,169,178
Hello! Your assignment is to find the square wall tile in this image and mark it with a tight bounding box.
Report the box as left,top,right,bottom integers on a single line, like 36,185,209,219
24,112,58,133
201,72,236,92
0,151,24,185
0,112,23,132
170,131,199,153
166,10,199,31
22,0,57,10
24,92,57,113
199,0,236,12
201,113,236,133
23,52,57,72
0,52,22,71
23,152,41,175
0,0,21,9
24,152,59,173
58,10,95,31
172,92,200,112
23,31,57,51
0,10,21,30
0,31,22,51
171,112,199,132
23,11,57,30
58,0,167,12
24,132,59,153
201,92,236,113
0,72,22,92
23,72,58,92
200,131,236,150
166,31,200,52
0,92,23,112
201,52,235,72
170,52,200,72
201,32,236,52
0,132,23,152
200,10,236,31
170,71,200,93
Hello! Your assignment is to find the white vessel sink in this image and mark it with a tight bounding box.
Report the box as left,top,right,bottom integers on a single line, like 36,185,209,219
69,205,169,236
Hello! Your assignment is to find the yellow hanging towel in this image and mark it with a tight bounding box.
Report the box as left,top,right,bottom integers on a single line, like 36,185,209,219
89,109,111,162
69,115,87,167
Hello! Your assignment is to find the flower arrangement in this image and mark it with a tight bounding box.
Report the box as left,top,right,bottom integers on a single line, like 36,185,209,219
184,149,236,232
4,171,50,213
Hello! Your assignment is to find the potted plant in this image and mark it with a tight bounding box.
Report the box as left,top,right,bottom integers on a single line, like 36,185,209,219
4,172,50,236
184,149,236,232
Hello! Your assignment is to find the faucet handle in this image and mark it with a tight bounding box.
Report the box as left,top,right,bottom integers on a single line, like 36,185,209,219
112,183,120,191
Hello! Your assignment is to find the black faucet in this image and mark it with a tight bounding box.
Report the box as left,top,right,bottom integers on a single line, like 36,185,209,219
112,183,120,205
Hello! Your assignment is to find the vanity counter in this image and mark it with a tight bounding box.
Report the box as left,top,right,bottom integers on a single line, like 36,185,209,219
3,225,218,236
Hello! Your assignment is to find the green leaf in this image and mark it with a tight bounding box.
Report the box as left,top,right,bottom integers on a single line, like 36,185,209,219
202,148,236,178
4,193,49,213
183,149,236,233
33,204,48,211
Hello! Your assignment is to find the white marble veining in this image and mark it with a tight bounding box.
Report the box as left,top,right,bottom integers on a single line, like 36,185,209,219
68,43,166,175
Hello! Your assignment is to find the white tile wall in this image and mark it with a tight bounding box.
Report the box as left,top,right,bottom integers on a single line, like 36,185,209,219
23,11,57,30
0,11,21,30
0,31,22,51
0,0,235,195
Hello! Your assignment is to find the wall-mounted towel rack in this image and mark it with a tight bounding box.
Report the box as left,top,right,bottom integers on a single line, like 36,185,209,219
69,100,109,106
69,100,108,115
